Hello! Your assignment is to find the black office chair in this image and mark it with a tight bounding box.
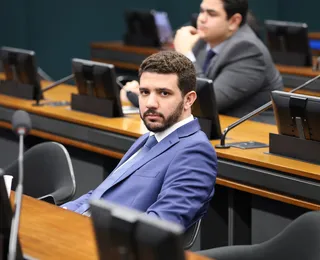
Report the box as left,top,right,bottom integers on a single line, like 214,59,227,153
198,211,320,260
4,142,76,205
184,219,202,250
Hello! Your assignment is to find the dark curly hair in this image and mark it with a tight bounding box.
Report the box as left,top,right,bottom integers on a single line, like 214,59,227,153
139,51,196,96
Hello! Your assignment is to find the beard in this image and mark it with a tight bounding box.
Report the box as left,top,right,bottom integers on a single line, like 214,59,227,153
140,100,184,133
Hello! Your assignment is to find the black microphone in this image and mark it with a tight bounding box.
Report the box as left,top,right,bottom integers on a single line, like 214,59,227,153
33,74,74,106
215,74,320,149
8,110,31,260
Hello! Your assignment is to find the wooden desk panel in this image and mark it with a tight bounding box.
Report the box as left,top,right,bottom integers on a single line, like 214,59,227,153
91,41,159,55
13,194,212,260
276,64,319,78
309,32,320,40
0,81,145,138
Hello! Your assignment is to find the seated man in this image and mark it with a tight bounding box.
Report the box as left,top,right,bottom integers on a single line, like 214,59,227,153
121,0,283,123
63,51,217,229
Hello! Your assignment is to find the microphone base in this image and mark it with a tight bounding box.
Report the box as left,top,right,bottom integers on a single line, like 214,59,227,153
32,102,43,107
32,101,70,107
215,144,231,149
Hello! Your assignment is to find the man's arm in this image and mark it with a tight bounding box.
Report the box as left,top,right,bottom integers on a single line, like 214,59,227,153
146,141,217,229
60,190,93,211
212,41,266,112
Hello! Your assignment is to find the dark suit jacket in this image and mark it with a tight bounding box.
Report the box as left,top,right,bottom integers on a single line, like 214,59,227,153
193,24,283,123
62,119,217,229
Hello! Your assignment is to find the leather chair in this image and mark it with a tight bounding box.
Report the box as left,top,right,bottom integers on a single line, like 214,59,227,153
5,142,76,205
198,211,320,260
184,219,202,250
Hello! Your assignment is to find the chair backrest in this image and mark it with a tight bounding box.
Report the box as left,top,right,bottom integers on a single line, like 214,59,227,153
198,210,320,260
184,218,201,250
5,142,76,205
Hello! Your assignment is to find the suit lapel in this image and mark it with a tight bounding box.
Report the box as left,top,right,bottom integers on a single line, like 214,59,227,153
194,40,207,68
103,119,201,192
207,44,228,79
111,132,180,187
206,25,249,78
115,134,149,170
198,47,207,69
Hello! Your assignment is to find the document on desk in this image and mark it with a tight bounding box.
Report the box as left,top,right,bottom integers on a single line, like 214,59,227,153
122,106,140,115
4,175,13,198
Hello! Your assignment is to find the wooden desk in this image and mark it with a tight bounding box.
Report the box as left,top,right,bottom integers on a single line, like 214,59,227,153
90,41,320,94
13,194,212,260
276,60,318,78
309,33,320,56
309,32,320,40
1,76,320,247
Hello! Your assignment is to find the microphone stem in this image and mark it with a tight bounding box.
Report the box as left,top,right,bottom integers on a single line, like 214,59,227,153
18,133,24,190
8,133,24,260
288,74,320,93
35,74,74,105
219,74,320,147
42,74,74,93
220,102,272,146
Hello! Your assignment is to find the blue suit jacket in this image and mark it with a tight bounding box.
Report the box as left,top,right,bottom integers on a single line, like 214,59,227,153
62,119,217,229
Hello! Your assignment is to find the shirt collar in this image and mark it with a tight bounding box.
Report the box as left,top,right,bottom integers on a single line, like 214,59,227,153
206,40,227,54
149,115,194,142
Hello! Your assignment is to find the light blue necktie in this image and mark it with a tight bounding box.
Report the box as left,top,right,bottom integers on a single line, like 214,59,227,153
75,135,158,215
202,49,216,73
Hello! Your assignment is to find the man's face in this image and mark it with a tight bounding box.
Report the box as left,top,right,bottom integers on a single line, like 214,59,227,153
139,72,185,133
197,0,232,45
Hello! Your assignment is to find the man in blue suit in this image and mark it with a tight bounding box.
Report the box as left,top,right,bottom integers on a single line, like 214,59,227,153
62,51,217,229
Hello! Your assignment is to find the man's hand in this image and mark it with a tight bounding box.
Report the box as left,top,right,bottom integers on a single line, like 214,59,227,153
120,80,140,104
174,26,200,55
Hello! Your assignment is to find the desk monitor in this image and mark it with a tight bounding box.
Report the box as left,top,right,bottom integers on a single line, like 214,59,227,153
192,78,222,139
123,9,173,47
135,214,185,260
0,176,23,260
0,46,41,100
72,58,123,117
265,20,312,67
271,90,320,142
90,200,140,260
90,199,186,260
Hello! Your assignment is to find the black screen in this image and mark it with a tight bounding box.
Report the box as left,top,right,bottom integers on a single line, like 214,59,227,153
271,90,320,142
265,20,312,67
0,46,41,100
72,58,123,117
192,78,222,139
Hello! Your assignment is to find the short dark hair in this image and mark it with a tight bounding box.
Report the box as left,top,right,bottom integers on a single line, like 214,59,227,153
222,0,248,26
139,51,196,96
